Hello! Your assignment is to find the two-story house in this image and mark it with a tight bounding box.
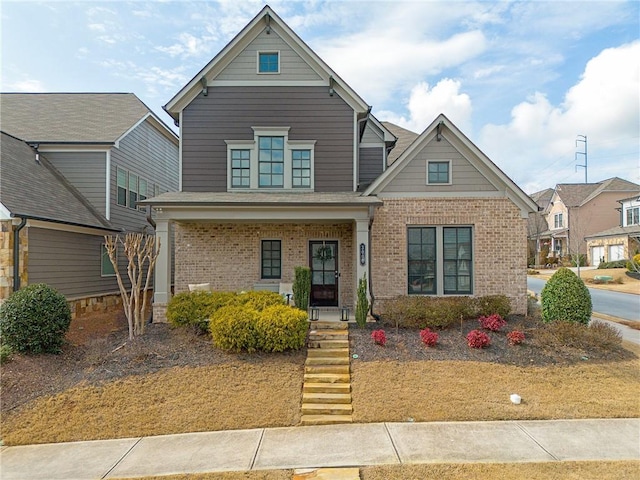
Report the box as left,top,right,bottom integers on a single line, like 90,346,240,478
141,6,538,319
532,177,640,265
585,194,640,266
0,93,179,316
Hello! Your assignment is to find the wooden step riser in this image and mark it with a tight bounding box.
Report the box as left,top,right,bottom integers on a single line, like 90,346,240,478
308,340,349,349
302,404,353,415
306,348,350,357
300,415,353,426
305,357,350,366
303,393,352,404
305,365,350,375
308,321,349,330
303,373,350,384
303,383,351,394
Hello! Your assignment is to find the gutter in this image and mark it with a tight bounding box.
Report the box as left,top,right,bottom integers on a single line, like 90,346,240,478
12,217,27,292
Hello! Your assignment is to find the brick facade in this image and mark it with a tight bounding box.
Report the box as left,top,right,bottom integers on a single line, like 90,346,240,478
370,198,529,315
587,235,640,265
174,222,355,308
0,220,27,303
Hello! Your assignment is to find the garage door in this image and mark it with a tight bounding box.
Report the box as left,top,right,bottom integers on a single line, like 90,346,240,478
591,246,604,266
609,244,624,261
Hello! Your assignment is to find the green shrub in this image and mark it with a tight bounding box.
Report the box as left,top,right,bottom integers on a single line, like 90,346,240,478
355,273,369,328
256,305,308,352
540,267,592,325
0,344,12,363
626,254,640,272
474,295,511,318
292,266,311,312
599,260,627,269
209,305,260,352
380,296,475,329
235,290,284,310
0,283,71,354
167,291,237,332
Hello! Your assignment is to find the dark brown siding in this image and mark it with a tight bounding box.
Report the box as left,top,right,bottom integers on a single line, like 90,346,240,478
358,147,384,191
182,86,355,192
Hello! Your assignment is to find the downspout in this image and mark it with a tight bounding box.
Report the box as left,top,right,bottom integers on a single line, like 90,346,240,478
12,216,27,292
145,205,156,230
367,205,381,321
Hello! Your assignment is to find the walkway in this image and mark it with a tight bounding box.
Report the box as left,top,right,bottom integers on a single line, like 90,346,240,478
1,418,638,479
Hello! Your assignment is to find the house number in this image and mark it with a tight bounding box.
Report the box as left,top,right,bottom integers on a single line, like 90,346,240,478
359,243,366,266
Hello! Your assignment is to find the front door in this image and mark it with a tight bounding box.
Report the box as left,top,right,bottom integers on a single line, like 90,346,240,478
309,241,339,307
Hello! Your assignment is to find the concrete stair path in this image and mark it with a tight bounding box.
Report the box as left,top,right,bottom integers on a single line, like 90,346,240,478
300,321,353,426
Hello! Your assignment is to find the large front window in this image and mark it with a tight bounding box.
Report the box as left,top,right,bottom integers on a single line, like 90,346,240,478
408,226,473,295
259,136,284,188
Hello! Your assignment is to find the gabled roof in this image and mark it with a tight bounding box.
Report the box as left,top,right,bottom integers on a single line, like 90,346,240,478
530,188,554,209
0,93,176,145
553,177,640,208
164,5,370,121
0,131,115,230
381,121,419,165
585,224,640,239
365,114,538,215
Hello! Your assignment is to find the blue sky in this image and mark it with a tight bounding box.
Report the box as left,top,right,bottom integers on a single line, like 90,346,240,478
2,0,638,194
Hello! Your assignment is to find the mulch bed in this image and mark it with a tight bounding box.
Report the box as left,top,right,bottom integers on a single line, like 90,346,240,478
349,316,636,367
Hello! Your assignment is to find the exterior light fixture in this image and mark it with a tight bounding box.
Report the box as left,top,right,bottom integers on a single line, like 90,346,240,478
329,76,335,96
340,306,350,321
310,306,320,321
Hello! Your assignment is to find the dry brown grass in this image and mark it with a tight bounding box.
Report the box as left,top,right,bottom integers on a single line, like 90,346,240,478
2,360,303,446
351,359,640,423
114,462,640,480
534,267,640,295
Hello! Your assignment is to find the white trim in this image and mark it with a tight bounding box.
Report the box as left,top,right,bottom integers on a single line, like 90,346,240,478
257,50,280,74
426,159,452,186
114,113,178,148
37,146,111,152
115,114,148,149
154,205,371,222
210,80,326,87
359,143,385,148
353,111,358,192
0,202,11,220
376,191,506,199
178,111,183,191
21,219,114,236
105,150,111,220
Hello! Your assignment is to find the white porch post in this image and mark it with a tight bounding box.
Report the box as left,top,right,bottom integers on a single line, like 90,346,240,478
153,218,171,322
355,217,370,304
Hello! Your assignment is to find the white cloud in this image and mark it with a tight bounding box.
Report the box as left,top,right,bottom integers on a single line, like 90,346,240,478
480,41,640,192
377,79,472,133
156,32,210,58
3,78,45,92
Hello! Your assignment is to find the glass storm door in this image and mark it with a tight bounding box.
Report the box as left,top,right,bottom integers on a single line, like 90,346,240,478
309,241,339,307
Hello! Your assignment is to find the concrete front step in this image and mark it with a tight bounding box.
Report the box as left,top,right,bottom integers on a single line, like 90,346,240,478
309,321,349,330
308,339,349,349
307,347,350,358
301,403,353,415
303,382,351,394
305,356,350,366
309,328,348,336
305,364,350,375
299,414,353,426
303,373,351,384
302,392,352,404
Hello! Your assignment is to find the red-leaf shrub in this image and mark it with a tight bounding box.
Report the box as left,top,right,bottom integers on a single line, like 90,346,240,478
507,330,525,345
371,329,387,346
479,314,506,332
420,328,439,347
467,329,490,348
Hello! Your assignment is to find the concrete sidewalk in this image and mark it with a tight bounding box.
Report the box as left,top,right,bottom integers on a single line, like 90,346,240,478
1,418,638,479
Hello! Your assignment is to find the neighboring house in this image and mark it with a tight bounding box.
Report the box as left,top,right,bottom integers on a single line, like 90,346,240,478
531,177,640,263
585,194,640,266
0,93,179,315
141,6,538,319
527,188,553,266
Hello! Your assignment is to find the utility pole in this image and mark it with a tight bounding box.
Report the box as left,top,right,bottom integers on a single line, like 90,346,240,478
575,135,587,183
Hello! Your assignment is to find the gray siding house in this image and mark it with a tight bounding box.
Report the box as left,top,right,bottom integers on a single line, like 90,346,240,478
0,93,179,316
143,6,538,320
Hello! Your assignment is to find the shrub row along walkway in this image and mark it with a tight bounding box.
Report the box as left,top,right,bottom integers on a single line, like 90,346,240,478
301,321,353,425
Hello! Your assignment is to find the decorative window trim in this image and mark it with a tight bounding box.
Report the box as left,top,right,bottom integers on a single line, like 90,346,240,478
257,51,280,74
115,166,156,210
626,206,639,226
101,244,116,277
554,213,563,229
225,128,315,191
426,160,452,185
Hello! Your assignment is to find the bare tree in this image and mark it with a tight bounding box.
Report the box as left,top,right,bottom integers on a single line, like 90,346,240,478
566,208,591,278
104,233,160,340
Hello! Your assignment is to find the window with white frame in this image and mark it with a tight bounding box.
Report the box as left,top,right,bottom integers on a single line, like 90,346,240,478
116,166,155,210
258,51,279,74
554,213,563,228
226,127,315,191
427,160,451,184
407,226,473,295
626,207,639,226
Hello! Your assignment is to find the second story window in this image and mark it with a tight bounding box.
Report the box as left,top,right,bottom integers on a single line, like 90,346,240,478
626,207,639,226
116,166,156,210
259,136,284,188
554,213,563,228
129,172,139,208
231,149,251,188
258,52,279,73
427,160,451,184
292,149,311,188
117,167,127,206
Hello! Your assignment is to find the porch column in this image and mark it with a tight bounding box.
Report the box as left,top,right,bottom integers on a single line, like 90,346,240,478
355,218,370,303
153,218,171,322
